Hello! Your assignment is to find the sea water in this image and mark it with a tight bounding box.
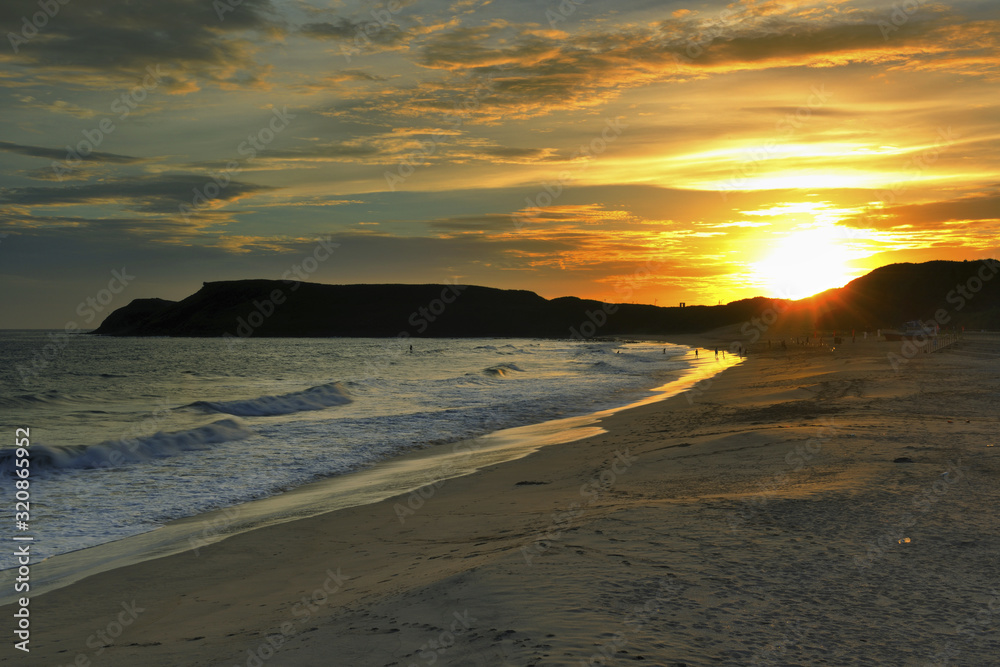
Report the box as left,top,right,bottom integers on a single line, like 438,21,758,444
0,332,703,570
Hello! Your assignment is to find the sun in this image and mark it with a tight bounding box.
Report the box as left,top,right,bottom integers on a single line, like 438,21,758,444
751,226,859,300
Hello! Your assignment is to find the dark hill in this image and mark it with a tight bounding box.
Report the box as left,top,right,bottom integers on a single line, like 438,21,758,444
92,280,782,338
92,259,1000,338
798,259,1000,331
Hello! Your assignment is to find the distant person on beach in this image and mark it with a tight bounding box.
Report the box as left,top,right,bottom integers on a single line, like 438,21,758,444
409,345,413,353
714,348,718,358
695,349,698,357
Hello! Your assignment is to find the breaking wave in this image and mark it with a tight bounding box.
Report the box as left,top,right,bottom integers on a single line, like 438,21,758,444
188,382,352,417
0,419,253,474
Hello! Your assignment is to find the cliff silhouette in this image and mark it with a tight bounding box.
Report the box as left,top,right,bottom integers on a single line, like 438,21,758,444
93,259,1000,338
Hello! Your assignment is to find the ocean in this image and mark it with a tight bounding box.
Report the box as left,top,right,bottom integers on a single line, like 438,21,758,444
0,331,726,576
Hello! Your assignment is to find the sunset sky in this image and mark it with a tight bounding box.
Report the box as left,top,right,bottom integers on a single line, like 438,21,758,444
1,0,998,327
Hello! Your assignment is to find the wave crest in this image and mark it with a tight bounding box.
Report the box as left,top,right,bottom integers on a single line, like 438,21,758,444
482,363,525,377
188,382,352,417
0,419,253,474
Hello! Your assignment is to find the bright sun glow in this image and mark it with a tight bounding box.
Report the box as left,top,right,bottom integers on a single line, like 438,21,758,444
751,226,861,299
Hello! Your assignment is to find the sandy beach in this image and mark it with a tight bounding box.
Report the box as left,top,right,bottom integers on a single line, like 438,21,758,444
5,332,1000,666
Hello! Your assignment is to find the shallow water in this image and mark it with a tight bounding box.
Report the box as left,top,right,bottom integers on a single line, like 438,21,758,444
0,332,700,568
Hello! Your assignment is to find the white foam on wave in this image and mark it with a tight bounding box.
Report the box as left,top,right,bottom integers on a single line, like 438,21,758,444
190,382,352,417
0,419,253,475
0,390,86,408
0,336,700,571
482,362,525,377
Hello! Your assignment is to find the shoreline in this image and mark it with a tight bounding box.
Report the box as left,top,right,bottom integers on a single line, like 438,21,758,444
0,342,736,607
5,335,998,665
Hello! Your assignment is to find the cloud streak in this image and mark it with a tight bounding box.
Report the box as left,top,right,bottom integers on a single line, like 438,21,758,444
0,140,144,164
0,174,271,213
